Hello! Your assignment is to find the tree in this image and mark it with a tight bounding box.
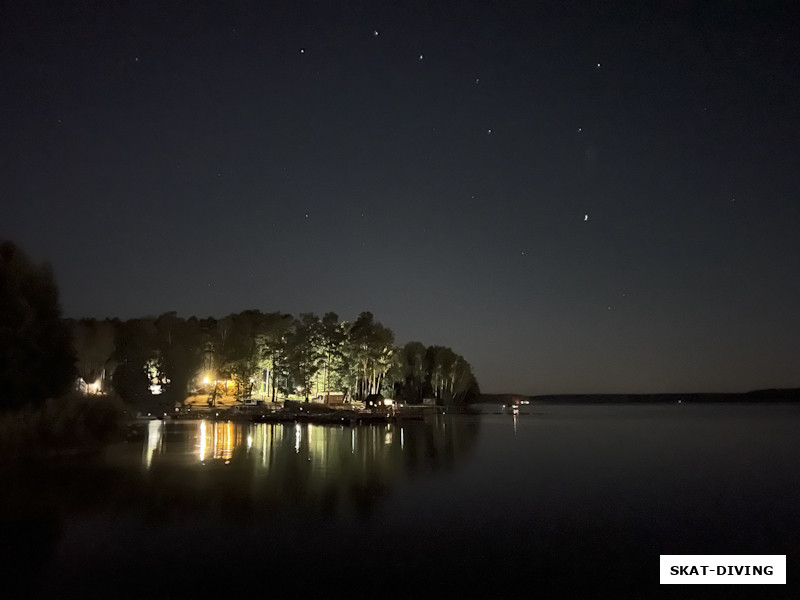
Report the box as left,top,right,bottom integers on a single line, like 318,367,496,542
0,241,76,409
111,318,156,408
257,313,295,402
284,313,322,401
208,310,265,399
393,341,427,403
450,356,480,405
68,317,115,391
424,345,479,405
345,312,395,402
318,312,348,400
426,346,456,402
154,312,204,407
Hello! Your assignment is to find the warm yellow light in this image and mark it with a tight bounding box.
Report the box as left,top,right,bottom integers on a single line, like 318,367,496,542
199,421,207,462
203,376,210,384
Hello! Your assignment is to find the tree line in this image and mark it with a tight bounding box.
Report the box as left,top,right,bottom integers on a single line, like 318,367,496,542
0,240,479,413
69,310,480,410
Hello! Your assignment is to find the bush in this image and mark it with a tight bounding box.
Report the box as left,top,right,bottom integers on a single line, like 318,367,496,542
0,392,125,461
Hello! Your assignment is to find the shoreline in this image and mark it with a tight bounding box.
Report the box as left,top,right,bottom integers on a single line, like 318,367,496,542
480,388,800,405
130,402,431,426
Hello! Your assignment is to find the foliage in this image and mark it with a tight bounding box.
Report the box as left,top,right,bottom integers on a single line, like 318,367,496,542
345,312,395,401
317,312,348,398
0,241,76,410
67,317,116,385
75,311,479,406
393,341,480,405
393,341,427,403
111,318,156,408
284,313,322,400
154,312,204,406
0,392,125,460
258,313,295,401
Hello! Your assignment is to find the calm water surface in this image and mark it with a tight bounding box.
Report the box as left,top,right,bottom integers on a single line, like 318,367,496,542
6,404,800,599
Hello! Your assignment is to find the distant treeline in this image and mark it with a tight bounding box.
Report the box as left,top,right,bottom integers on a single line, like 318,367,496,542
480,390,800,404
69,310,480,410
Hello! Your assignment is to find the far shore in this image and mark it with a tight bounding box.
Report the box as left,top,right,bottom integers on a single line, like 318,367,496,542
479,388,800,405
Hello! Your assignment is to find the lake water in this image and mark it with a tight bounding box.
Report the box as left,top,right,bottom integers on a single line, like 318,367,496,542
5,404,800,599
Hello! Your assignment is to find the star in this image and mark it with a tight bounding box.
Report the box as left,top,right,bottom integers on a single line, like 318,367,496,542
584,214,589,221
373,30,379,37
418,54,424,61
299,48,305,54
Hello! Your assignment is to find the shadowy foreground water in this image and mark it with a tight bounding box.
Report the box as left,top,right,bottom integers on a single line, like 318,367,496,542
4,404,800,599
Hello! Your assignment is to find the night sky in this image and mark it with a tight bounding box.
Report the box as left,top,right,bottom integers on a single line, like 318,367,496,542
3,1,799,395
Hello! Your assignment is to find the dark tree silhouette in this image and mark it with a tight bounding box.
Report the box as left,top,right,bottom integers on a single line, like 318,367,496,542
111,318,155,408
0,241,76,409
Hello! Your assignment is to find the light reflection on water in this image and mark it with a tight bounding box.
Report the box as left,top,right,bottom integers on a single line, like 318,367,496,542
142,419,162,469
132,415,479,512
147,419,446,472
12,405,800,599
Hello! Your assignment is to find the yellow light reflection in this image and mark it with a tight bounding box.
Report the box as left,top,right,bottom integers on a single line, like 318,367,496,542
198,420,208,461
213,421,234,461
143,420,163,469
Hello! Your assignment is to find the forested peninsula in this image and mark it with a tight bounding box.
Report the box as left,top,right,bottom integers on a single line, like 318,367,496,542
1,239,479,459
69,310,480,412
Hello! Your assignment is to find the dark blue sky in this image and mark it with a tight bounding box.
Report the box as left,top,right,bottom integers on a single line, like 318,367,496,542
3,1,799,394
